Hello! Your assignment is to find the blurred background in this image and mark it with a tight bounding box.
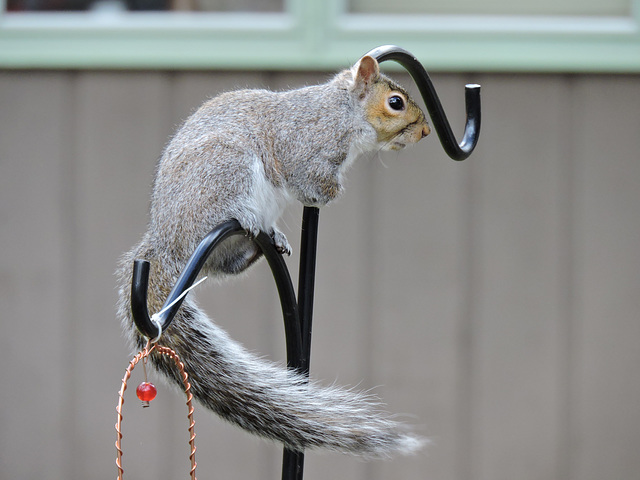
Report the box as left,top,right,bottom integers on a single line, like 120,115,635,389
1,1,639,479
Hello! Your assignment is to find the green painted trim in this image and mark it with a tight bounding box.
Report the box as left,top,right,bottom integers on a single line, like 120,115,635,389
1,0,639,71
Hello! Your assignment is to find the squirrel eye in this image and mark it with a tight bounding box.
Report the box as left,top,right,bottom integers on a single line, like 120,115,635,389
388,95,405,111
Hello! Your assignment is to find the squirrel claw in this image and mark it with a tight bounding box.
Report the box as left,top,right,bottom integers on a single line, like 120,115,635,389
275,244,292,256
245,227,260,240
271,229,292,256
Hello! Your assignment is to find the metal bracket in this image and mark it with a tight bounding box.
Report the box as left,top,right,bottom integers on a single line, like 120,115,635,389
129,45,481,480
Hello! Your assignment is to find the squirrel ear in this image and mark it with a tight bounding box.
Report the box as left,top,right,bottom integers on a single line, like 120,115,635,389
351,55,380,93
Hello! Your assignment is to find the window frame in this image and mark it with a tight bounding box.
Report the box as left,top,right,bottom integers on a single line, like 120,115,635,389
1,0,639,71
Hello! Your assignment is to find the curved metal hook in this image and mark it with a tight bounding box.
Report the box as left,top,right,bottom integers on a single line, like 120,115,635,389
130,220,303,367
131,220,244,339
365,45,481,161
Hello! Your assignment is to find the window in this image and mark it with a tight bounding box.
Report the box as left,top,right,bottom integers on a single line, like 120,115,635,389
348,0,631,16
6,0,284,12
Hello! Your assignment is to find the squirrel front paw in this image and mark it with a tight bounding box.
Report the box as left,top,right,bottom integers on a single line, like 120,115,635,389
271,229,292,256
239,216,290,255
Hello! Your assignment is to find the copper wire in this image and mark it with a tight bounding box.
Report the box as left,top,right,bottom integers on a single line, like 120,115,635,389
115,341,197,480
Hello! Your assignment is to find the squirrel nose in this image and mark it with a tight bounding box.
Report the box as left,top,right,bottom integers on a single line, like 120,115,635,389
422,124,431,138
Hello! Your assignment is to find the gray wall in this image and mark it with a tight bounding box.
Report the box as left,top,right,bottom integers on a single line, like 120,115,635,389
1,69,639,480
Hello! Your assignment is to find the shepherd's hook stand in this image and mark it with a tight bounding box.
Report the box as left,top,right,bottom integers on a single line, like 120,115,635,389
130,45,481,480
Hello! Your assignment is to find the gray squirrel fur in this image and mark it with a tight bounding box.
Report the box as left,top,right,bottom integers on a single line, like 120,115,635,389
117,55,430,458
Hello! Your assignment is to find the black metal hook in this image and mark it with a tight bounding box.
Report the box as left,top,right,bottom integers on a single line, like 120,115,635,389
365,45,481,161
131,220,242,340
131,219,304,369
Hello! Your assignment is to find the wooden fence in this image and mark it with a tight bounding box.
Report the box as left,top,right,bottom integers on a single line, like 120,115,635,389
1,69,639,480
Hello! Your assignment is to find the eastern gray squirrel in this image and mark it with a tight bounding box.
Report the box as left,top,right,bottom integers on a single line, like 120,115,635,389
117,55,430,458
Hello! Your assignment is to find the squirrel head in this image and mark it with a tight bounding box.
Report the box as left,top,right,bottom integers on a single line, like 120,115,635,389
349,55,430,151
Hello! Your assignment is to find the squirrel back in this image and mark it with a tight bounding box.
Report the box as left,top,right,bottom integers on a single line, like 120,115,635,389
117,55,430,458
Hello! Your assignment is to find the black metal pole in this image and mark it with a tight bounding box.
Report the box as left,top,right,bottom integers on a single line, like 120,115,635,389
297,206,320,373
281,206,320,480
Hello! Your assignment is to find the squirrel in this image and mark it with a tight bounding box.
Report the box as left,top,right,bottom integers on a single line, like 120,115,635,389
117,55,431,458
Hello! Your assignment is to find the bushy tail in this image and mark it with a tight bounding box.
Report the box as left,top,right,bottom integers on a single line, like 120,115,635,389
117,253,426,458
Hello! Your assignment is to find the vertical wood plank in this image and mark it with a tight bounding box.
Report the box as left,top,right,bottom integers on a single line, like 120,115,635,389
570,75,640,480
0,71,73,480
469,75,567,480
70,71,173,480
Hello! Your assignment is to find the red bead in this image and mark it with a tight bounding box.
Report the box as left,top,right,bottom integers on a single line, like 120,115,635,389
136,382,157,402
